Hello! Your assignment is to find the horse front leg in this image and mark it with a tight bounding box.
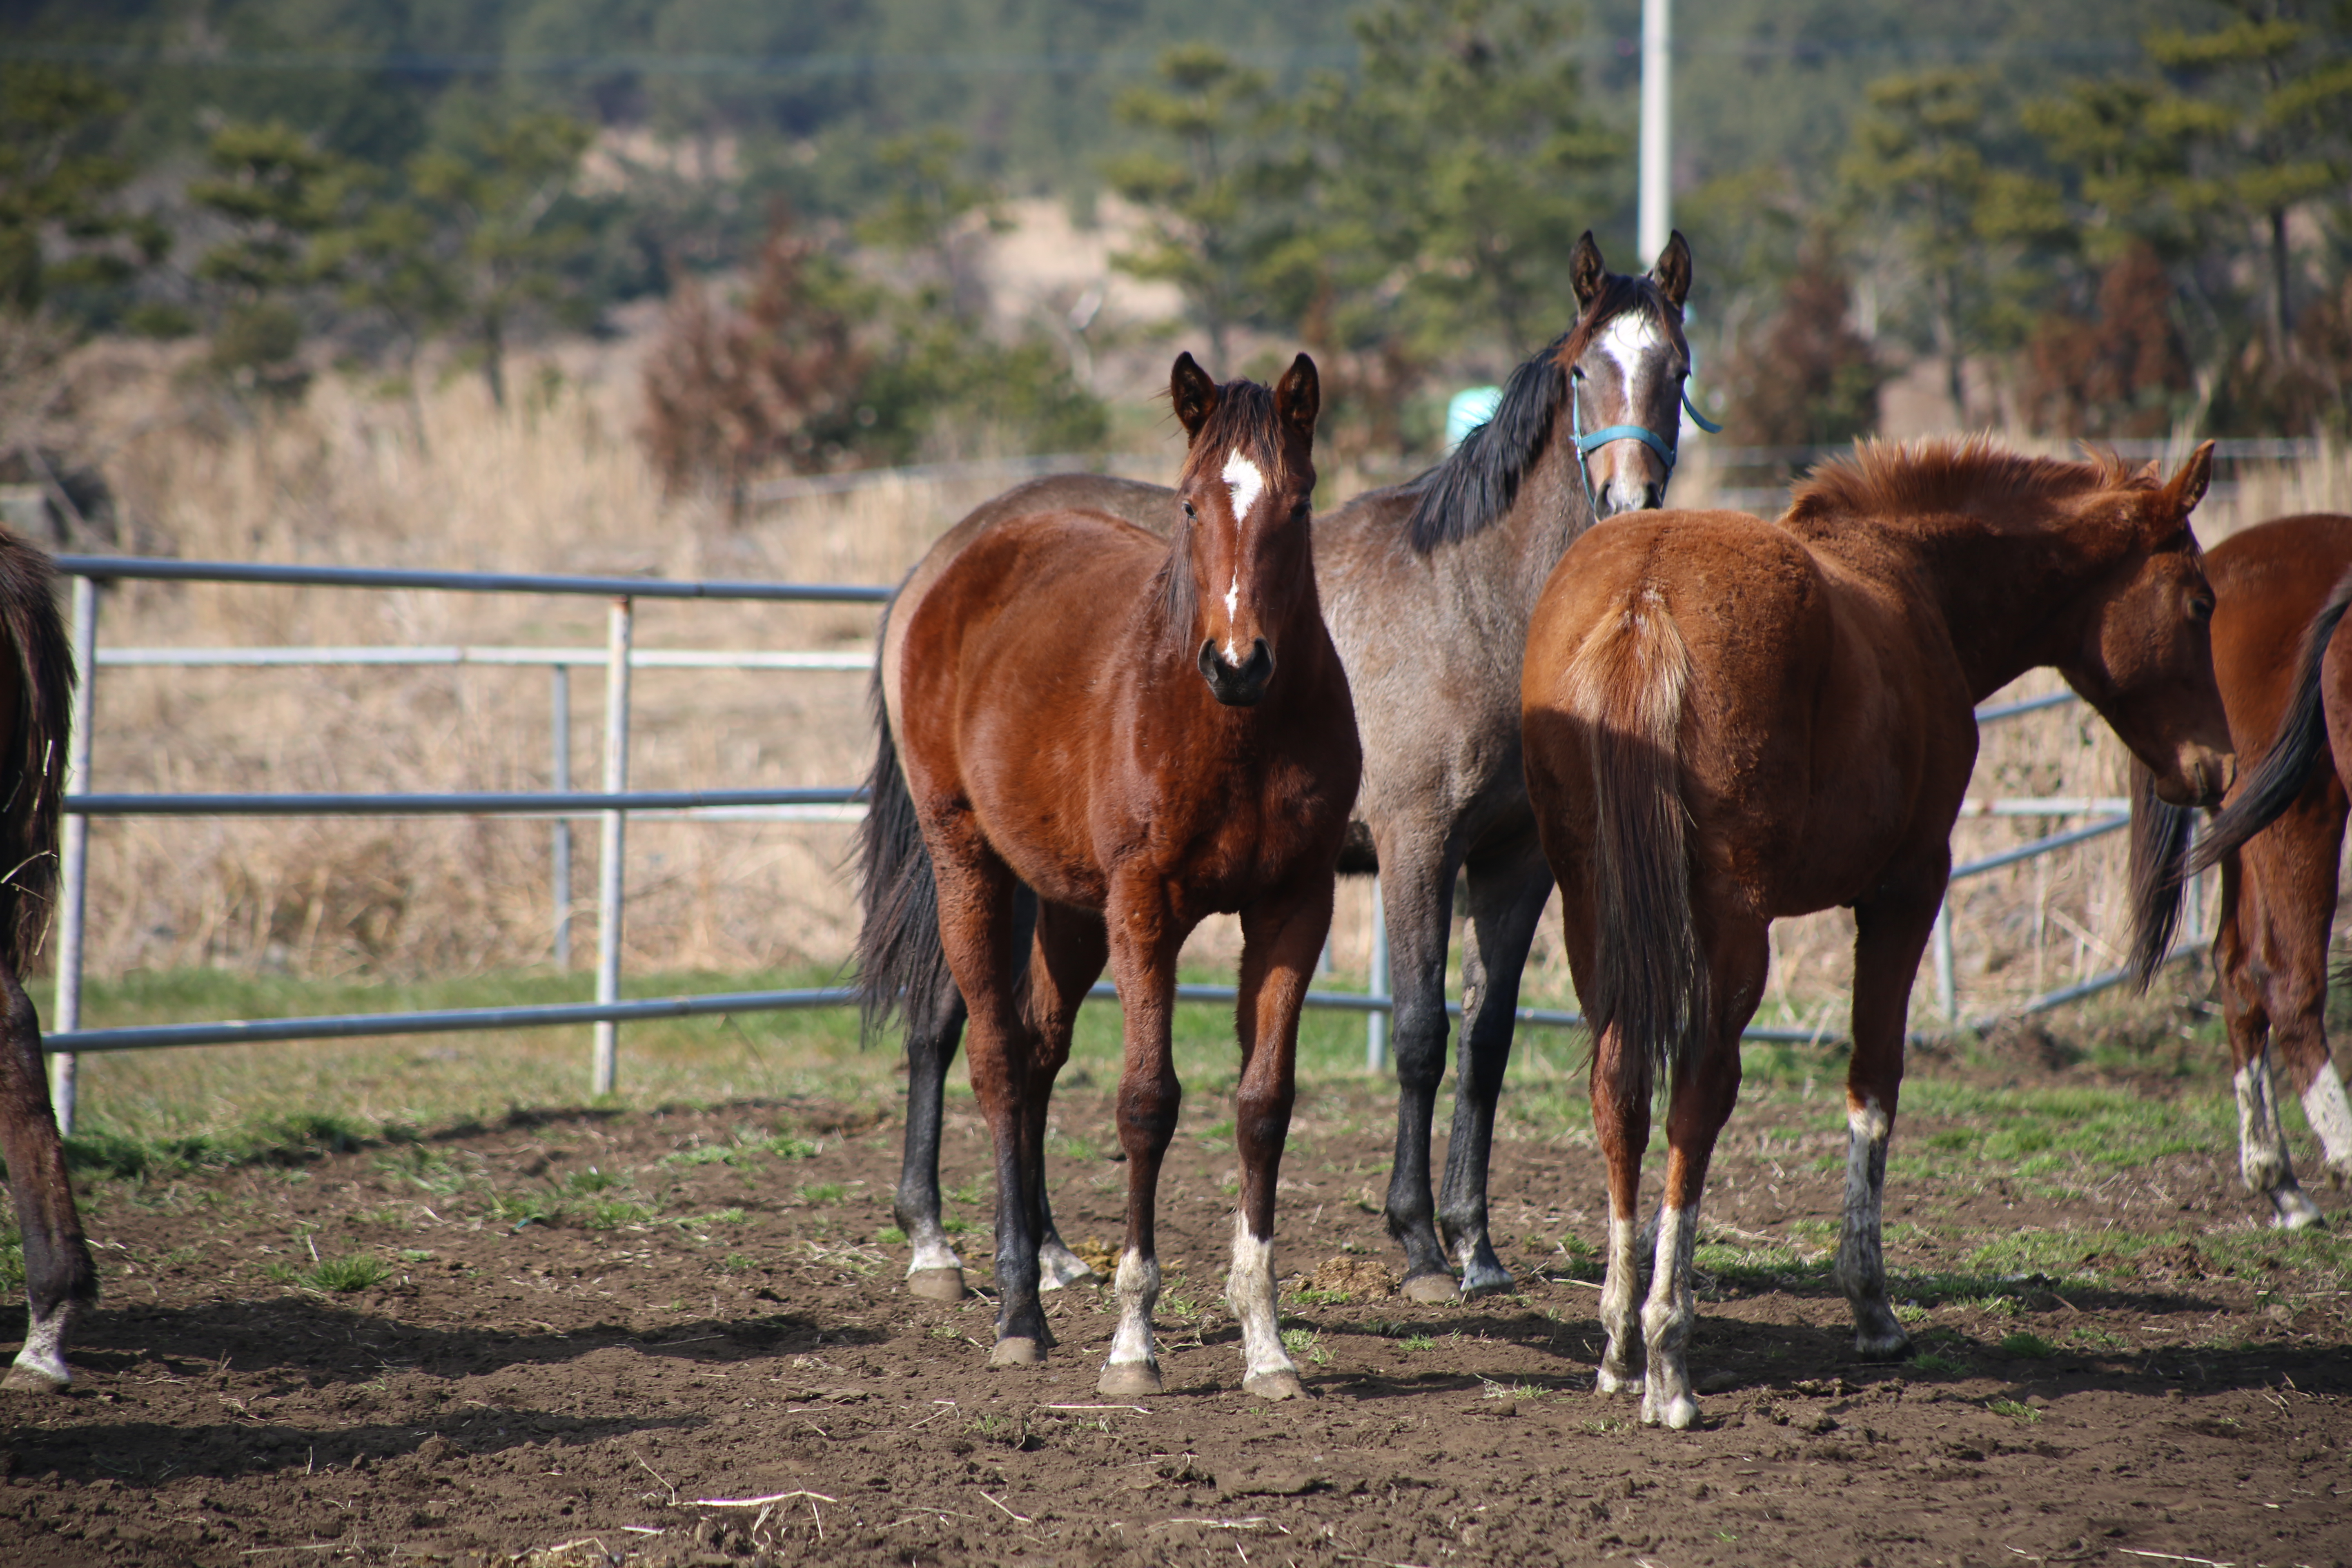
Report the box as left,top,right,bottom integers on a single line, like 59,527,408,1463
1100,887,1181,1398
1640,915,1763,1430
895,970,974,1299
0,960,93,1392
1225,879,1333,1400
1437,842,1552,1297
1837,864,1944,1361
1374,840,1463,1301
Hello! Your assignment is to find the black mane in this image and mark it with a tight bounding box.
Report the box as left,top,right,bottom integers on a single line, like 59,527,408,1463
1403,273,1675,555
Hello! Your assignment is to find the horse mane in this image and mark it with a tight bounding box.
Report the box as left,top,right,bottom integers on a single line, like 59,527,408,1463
1403,272,1678,555
1784,437,2150,529
1152,377,1294,653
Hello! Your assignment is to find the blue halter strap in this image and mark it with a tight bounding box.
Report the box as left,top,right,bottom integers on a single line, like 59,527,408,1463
1568,368,1724,518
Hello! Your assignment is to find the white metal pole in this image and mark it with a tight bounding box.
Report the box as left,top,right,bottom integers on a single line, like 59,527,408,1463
591,599,632,1096
550,664,572,970
1638,0,1673,263
1932,895,1956,1026
1367,879,1389,1073
48,575,96,1136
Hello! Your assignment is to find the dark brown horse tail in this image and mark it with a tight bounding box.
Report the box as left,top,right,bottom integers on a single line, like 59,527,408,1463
2125,762,2195,988
851,613,957,1050
2188,564,2352,877
1564,587,1705,1102
0,536,72,975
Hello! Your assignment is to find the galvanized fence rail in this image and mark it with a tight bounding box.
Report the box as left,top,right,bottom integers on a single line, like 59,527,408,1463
40,555,2192,1130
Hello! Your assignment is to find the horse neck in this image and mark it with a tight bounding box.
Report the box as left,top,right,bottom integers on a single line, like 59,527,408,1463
1449,416,1595,644
1852,505,2127,701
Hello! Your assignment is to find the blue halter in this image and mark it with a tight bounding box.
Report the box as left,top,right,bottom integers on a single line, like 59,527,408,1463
1569,368,1723,519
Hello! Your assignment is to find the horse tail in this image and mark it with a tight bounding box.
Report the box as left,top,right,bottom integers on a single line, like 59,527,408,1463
2125,761,2196,987
2189,563,2352,876
0,537,72,975
851,619,956,1049
1563,586,1705,1104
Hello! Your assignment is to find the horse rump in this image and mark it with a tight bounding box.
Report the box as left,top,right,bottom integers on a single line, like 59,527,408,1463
0,535,71,972
1556,588,1706,1105
2190,562,2352,876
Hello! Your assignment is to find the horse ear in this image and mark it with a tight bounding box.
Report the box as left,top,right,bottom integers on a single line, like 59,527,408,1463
1651,230,1693,309
1571,231,1606,309
2163,440,2216,520
1275,352,1319,442
1170,352,1218,439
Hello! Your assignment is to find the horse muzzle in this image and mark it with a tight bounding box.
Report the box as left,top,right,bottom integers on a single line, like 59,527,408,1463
1199,638,1274,707
1597,477,1665,517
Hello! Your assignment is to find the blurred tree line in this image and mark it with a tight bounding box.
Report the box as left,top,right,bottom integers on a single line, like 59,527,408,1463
1,0,2345,509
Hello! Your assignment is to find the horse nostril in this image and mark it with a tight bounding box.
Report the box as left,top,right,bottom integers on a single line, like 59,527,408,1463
1243,638,1273,684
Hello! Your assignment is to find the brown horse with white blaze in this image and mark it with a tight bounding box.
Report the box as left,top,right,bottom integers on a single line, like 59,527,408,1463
0,533,87,1392
862,353,1359,1395
1522,439,2230,1429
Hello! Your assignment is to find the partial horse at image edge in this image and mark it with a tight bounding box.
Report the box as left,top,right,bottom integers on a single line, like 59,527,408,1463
0,531,88,1392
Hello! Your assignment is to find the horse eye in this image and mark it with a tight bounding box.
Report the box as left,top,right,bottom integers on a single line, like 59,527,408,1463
2188,594,2214,623
1290,500,1310,520
1183,500,1196,520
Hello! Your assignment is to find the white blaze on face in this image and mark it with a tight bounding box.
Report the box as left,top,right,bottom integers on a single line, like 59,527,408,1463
1599,312,1664,394
1218,451,1265,662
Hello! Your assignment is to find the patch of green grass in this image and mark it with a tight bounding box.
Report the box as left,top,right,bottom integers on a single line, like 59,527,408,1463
942,1217,975,1235
684,1208,750,1227
1998,1332,2056,1359
1399,1332,1437,1353
797,1182,847,1205
269,1252,390,1293
1893,1302,1931,1325
658,1144,740,1168
486,1191,556,1226
580,1198,655,1230
1291,1286,1350,1306
1280,1327,1330,1366
1051,1135,1100,1163
756,1135,821,1160
2068,1326,2132,1351
1910,1352,1968,1375
563,1167,626,1196
397,1248,434,1263
1481,1379,1544,1403
876,1225,908,1245
1986,1397,2042,1423
720,1253,760,1272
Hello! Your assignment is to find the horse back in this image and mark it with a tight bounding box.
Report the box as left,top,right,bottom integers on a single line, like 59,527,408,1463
1528,508,1972,914
2205,513,2352,760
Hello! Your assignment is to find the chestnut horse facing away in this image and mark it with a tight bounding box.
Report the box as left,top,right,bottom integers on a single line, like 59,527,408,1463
0,535,86,1392
2164,514,2352,1225
1522,440,2231,1429
859,354,1360,1395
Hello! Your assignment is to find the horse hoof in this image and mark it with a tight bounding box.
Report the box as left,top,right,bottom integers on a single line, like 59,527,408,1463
1643,1392,1699,1430
1098,1361,1163,1397
907,1267,967,1301
1458,1263,1517,1299
1401,1272,1459,1304
1595,1365,1640,1397
2272,1190,2326,1230
1039,1247,1101,1290
1852,1327,1912,1362
1243,1370,1310,1401
989,1336,1046,1368
1,1363,68,1394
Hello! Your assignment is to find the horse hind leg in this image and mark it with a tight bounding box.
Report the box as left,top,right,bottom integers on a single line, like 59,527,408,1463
1021,900,1107,1294
0,961,92,1393
1435,845,1552,1298
895,973,974,1300
2220,840,2325,1227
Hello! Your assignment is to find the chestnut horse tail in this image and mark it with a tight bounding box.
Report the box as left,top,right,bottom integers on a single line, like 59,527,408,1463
1564,588,1706,1103
2125,762,2196,987
852,642,958,1049
2189,563,2352,878
0,537,71,974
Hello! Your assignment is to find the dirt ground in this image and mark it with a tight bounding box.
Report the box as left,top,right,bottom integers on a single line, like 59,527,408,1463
7,1057,2351,1568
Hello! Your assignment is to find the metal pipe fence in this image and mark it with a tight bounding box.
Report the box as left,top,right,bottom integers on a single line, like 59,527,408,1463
40,554,2189,1131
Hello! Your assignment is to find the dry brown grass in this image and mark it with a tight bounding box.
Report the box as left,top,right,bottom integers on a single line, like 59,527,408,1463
55,352,2352,1032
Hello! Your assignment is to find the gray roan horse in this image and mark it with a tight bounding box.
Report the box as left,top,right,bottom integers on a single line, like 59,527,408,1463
860,232,1701,1303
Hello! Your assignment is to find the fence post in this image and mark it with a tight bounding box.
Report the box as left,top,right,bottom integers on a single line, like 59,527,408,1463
550,664,572,969
48,574,97,1137
1366,878,1389,1073
1932,895,1956,1026
591,599,632,1097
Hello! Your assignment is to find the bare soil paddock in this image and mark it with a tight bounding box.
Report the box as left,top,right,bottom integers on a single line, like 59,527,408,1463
7,1042,2352,1568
